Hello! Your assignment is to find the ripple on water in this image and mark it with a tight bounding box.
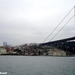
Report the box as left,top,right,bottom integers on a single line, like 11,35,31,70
0,56,75,75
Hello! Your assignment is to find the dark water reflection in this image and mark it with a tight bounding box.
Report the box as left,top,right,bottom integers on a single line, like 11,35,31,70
0,56,75,75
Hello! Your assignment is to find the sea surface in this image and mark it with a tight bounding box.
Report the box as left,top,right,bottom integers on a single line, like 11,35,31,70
0,56,75,75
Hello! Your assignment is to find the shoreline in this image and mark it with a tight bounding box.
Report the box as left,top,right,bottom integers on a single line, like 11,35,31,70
0,54,75,57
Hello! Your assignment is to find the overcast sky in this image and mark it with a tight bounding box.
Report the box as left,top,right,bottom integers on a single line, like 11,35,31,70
0,0,75,46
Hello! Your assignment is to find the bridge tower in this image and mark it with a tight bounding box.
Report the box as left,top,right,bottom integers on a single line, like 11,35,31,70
74,6,75,26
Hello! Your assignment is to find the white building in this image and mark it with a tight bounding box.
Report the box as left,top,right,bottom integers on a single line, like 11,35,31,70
48,50,54,56
0,48,7,54
53,50,66,56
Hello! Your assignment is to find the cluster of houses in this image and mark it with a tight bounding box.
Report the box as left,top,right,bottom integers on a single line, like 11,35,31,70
0,43,66,56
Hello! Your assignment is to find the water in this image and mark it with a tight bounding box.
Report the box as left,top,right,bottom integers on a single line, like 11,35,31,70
0,56,75,75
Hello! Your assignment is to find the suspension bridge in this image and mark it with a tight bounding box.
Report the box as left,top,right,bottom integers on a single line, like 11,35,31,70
40,6,75,55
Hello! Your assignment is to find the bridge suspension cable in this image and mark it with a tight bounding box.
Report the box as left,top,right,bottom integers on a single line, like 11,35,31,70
43,6,74,43
50,14,75,41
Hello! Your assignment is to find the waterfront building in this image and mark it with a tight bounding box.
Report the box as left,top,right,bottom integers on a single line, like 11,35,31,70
48,50,54,56
0,47,6,54
53,50,66,56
